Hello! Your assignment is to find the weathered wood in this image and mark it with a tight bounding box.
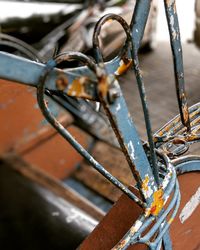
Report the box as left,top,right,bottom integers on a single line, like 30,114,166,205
0,153,104,221
22,125,90,179
74,142,134,202
0,79,73,154
0,79,91,179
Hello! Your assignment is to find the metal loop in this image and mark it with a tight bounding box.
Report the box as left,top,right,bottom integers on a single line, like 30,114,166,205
112,153,180,250
37,55,145,208
54,51,97,73
163,138,189,157
93,13,133,64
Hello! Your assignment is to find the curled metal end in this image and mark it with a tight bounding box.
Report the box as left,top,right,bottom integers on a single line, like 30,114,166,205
93,13,133,74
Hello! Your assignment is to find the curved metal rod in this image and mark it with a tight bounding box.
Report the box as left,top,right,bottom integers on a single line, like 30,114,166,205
0,33,42,62
37,52,145,208
93,13,132,64
93,13,159,185
112,153,179,250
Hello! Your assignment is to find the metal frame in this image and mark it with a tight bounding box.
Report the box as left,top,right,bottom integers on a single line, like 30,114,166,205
0,0,200,249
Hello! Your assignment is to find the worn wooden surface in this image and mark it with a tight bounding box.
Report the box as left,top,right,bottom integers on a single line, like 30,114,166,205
0,154,102,250
0,80,90,179
74,142,133,202
0,153,104,221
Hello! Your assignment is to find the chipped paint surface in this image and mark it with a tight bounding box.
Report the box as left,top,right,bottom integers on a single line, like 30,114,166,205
67,76,92,99
56,74,68,91
142,175,153,199
170,15,177,40
148,189,164,216
130,220,143,234
179,186,200,223
162,163,173,190
115,59,132,76
116,103,121,112
1,0,198,248
98,75,109,98
127,140,135,160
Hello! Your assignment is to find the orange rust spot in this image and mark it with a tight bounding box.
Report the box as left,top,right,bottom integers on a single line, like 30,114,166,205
117,239,128,249
56,75,68,91
98,75,109,98
107,19,113,23
142,176,149,192
183,103,189,123
168,218,174,224
67,77,92,99
149,189,164,216
115,59,132,76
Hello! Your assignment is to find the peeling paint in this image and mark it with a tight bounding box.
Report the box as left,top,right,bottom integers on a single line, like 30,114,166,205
98,75,109,98
127,140,135,160
142,175,153,199
115,59,132,76
67,76,92,99
149,189,164,216
130,220,143,234
56,74,68,91
179,186,200,223
116,103,121,112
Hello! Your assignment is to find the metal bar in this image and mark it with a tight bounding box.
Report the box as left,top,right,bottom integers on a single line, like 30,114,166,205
0,51,120,95
164,0,191,132
37,58,146,208
130,0,151,52
98,79,156,203
93,14,157,203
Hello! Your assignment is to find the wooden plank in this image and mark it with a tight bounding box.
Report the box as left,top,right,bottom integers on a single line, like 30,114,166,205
22,125,90,179
0,79,90,179
0,153,104,222
74,142,134,202
0,79,73,154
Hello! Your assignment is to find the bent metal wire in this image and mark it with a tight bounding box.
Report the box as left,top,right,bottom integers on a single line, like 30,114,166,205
0,33,42,62
0,0,200,249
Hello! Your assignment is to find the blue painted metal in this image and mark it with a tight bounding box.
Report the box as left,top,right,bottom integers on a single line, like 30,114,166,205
0,0,200,249
164,0,191,132
37,57,146,208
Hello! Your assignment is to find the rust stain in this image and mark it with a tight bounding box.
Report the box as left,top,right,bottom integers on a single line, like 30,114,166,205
67,77,92,99
182,103,189,124
168,217,174,224
149,189,164,216
56,74,68,91
142,175,149,192
115,59,132,76
98,75,109,98
116,239,128,249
